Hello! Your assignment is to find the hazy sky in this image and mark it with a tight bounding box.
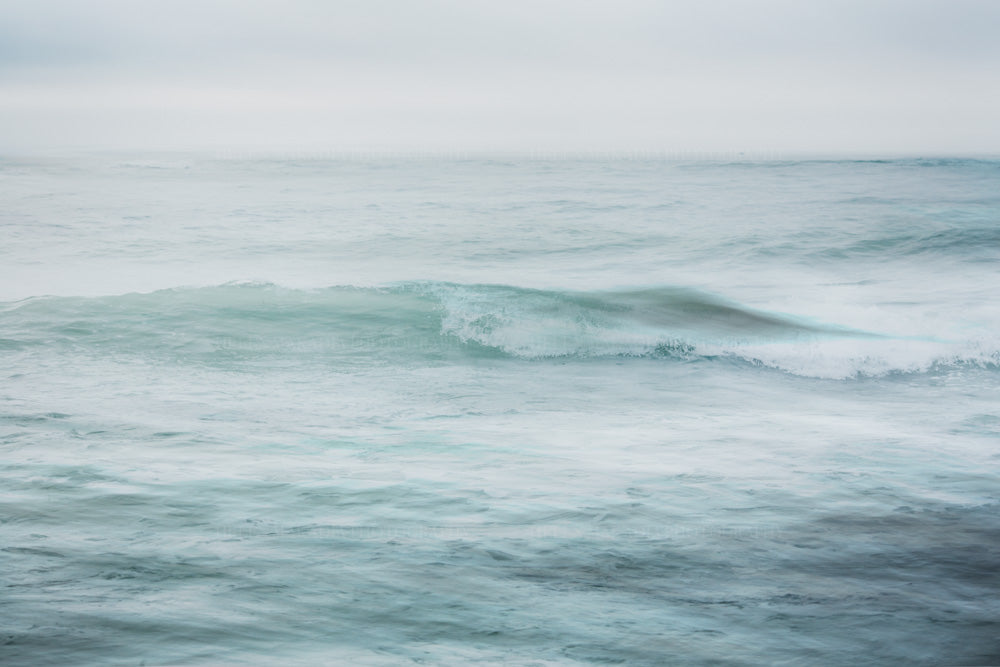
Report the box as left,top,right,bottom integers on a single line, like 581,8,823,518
2,0,998,154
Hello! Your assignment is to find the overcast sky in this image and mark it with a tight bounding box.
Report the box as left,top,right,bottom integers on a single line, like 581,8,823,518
2,0,998,154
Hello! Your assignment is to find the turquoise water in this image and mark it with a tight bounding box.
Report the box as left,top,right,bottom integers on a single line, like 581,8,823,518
2,155,999,665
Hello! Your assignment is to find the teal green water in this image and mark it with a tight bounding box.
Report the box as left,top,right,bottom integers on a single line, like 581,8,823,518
2,156,999,665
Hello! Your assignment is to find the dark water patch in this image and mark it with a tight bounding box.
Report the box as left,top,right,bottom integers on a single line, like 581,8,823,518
3,547,66,558
4,492,999,665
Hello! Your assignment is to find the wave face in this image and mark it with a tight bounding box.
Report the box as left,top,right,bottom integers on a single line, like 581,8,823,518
3,281,997,378
3,156,1000,667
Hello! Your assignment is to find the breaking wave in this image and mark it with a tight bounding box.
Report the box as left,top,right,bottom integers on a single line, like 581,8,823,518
2,282,996,379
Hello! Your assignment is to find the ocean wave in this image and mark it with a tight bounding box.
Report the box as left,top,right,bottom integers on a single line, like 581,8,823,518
813,227,1000,264
2,281,996,379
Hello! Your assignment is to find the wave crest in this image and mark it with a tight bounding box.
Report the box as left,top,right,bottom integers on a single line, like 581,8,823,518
3,281,996,379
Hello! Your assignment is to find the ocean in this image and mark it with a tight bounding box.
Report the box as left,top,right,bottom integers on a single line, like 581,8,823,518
2,154,998,665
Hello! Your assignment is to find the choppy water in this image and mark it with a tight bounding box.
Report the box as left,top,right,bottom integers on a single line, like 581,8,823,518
2,154,999,665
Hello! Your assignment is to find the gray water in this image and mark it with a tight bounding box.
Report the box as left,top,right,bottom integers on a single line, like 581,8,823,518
2,154,999,665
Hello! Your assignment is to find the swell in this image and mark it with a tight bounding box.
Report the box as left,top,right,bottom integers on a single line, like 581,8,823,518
811,227,1000,264
1,281,995,378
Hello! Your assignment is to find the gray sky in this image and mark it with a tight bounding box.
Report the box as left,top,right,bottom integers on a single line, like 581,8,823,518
2,0,999,154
